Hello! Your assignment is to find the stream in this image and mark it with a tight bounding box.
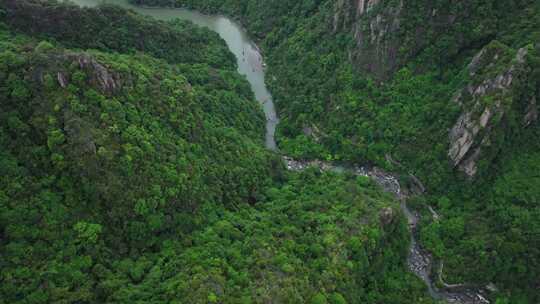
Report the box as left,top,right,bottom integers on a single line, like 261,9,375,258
285,158,491,304
70,1,487,302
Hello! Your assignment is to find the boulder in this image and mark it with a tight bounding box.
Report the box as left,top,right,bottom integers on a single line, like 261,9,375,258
379,207,395,226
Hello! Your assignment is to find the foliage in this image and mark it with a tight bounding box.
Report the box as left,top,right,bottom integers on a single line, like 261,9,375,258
1,0,236,68
133,0,540,301
0,1,435,303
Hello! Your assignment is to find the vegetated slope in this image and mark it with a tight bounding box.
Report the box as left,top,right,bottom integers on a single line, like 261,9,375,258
0,2,435,303
81,171,432,304
132,0,540,302
2,0,235,68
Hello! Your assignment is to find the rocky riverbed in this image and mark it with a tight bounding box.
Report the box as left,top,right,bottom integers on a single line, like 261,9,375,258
283,156,490,304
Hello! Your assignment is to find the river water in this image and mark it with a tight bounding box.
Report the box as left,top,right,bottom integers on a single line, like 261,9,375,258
69,0,279,150
67,1,489,302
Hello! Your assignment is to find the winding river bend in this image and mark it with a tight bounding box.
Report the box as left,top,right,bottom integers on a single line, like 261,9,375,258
71,0,279,150
70,1,486,303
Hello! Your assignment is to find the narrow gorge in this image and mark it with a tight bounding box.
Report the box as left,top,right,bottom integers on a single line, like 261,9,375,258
68,2,498,302
1,1,538,303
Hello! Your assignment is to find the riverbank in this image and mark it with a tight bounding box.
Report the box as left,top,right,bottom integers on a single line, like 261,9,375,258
283,156,491,304
70,2,492,302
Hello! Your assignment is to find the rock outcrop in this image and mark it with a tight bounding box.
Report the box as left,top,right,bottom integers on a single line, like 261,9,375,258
29,51,124,159
57,72,68,88
47,52,123,94
448,43,537,177
334,0,403,78
333,0,382,31
70,53,121,94
332,1,532,79
379,207,395,226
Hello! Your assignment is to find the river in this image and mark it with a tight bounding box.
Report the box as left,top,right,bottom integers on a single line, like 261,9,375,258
68,1,488,302
69,0,279,150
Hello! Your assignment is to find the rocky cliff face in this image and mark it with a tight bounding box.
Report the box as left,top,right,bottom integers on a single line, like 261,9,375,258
73,53,122,94
333,0,383,30
333,0,402,78
448,42,538,177
38,52,123,95
332,0,533,79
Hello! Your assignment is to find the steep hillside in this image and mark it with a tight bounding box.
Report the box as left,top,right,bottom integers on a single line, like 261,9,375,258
132,0,540,302
334,0,536,78
0,1,436,303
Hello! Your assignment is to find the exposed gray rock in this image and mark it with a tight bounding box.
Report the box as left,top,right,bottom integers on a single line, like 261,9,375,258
485,283,498,292
333,1,519,80
50,52,121,94
351,0,403,78
332,0,409,78
358,0,381,15
57,72,68,88
282,156,401,196
448,45,530,177
379,206,394,226
523,96,538,127
69,53,121,94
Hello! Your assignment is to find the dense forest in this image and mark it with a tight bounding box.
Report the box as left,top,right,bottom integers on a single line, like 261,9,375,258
0,0,539,303
134,0,540,302
0,1,441,303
